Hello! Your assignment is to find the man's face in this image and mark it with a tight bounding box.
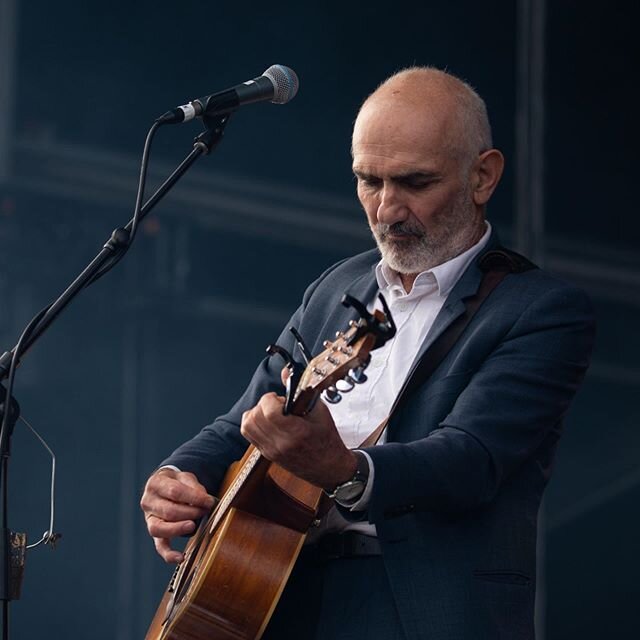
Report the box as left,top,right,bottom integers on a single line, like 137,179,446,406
352,99,481,274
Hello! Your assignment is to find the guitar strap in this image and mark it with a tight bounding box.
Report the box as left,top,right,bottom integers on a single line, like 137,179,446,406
357,247,537,449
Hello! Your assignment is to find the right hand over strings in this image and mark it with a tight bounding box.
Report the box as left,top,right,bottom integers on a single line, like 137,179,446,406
140,468,216,564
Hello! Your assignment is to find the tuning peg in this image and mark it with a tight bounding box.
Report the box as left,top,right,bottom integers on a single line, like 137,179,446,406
336,377,355,392
348,366,368,384
323,387,342,404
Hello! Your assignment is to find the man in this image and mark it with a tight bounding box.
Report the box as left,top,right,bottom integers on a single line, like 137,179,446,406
140,67,595,639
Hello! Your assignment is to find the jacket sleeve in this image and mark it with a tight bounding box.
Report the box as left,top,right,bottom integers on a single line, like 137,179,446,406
362,284,596,522
159,257,352,495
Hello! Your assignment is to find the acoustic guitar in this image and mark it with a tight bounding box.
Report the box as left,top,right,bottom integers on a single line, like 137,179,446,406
145,294,395,640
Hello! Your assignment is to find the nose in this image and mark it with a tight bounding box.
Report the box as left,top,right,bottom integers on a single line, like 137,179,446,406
377,182,409,226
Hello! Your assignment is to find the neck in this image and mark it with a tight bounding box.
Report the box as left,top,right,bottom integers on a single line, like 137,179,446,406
399,273,418,293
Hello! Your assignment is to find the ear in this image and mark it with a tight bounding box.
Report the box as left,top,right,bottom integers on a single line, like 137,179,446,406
471,149,504,206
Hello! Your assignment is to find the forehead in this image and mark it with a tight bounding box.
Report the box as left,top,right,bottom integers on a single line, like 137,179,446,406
352,99,460,175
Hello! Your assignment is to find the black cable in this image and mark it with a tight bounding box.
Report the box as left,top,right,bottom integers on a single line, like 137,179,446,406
0,115,220,382
85,119,163,287
0,119,165,368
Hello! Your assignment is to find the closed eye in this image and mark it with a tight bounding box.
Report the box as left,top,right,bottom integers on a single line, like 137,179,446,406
401,179,432,190
354,173,382,188
353,171,440,190
397,174,440,190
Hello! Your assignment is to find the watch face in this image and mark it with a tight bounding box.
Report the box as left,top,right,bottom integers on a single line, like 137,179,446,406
335,480,366,502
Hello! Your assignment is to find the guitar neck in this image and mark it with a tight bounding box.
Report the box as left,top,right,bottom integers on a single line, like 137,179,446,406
207,446,266,535
207,315,390,534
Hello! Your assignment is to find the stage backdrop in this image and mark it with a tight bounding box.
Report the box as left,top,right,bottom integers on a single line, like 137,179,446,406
0,1,636,638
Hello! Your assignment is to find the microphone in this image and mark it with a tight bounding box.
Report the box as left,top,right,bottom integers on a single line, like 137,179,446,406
157,64,299,125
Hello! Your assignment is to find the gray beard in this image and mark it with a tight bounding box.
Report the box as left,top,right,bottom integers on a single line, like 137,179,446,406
371,194,480,274
373,223,475,273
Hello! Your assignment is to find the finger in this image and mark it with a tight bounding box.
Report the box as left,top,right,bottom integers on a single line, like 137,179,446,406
145,498,209,523
261,393,286,421
245,403,294,462
154,537,184,564
156,476,216,510
241,401,268,439
241,393,291,458
241,402,271,443
146,514,196,539
177,472,217,504
141,478,211,521
281,366,291,386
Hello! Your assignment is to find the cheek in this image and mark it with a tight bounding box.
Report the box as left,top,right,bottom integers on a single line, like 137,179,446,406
412,190,460,226
357,190,379,225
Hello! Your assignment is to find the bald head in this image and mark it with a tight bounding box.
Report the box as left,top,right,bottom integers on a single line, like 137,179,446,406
355,67,493,171
351,67,504,286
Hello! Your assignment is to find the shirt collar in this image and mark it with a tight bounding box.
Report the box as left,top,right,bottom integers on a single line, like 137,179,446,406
375,221,492,297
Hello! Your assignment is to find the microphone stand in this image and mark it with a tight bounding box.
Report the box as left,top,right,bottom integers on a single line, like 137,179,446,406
0,112,231,639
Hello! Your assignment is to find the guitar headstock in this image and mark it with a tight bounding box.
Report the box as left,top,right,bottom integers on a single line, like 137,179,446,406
266,293,396,416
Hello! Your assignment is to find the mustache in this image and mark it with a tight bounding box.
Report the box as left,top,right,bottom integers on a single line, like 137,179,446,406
376,221,425,239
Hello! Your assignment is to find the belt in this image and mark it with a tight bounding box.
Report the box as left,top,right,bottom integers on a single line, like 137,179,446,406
305,532,382,561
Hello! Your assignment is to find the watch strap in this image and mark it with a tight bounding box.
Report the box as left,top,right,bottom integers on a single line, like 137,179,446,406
324,450,369,500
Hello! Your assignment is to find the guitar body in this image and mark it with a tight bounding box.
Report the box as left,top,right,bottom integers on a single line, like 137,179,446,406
146,508,306,639
146,446,325,640
145,307,393,639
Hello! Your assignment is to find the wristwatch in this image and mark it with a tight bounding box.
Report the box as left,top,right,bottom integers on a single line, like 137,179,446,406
324,450,370,503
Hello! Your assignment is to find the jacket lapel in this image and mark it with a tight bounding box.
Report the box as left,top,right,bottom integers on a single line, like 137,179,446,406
347,270,380,312
396,230,502,402
335,231,501,404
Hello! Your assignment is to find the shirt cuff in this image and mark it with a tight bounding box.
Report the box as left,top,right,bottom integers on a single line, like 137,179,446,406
334,449,374,512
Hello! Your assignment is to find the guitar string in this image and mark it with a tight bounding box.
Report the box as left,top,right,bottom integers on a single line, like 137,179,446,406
169,447,263,610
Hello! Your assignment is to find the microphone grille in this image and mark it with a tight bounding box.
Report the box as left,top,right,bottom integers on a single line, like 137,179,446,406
263,65,299,104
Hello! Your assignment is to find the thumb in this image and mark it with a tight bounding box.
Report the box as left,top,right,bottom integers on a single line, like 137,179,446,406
280,366,291,387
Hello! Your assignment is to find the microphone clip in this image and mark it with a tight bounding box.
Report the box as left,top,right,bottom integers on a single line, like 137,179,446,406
193,113,232,155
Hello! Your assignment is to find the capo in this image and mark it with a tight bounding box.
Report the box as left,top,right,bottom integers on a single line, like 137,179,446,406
289,327,313,365
265,343,305,415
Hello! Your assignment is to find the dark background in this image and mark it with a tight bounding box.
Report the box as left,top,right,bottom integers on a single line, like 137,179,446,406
0,1,637,638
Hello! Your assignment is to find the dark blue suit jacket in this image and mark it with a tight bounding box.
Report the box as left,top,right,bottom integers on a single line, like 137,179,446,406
163,234,596,639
